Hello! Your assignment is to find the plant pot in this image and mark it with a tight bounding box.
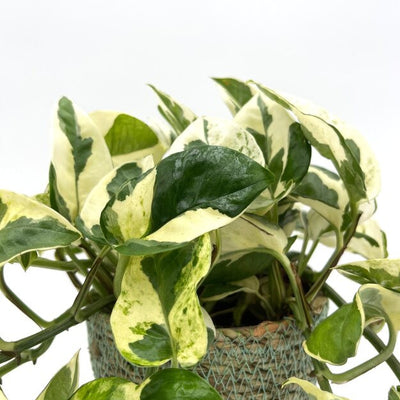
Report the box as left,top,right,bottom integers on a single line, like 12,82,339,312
87,297,327,400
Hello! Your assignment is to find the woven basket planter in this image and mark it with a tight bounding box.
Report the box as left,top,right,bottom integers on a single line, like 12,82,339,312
87,298,327,400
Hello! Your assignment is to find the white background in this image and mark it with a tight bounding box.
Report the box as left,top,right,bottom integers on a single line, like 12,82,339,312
1,0,400,398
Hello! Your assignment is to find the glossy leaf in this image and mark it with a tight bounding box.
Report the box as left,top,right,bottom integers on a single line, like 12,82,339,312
0,190,81,265
78,159,153,243
69,377,139,400
146,145,273,243
337,259,400,292
36,352,79,400
50,97,113,221
163,116,265,167
255,83,380,211
90,111,166,166
111,235,212,367
213,77,254,115
234,93,311,201
283,377,350,400
140,369,222,400
304,295,365,365
149,85,197,136
292,165,350,233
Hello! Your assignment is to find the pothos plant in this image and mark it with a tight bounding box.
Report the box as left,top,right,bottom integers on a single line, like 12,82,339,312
0,77,400,400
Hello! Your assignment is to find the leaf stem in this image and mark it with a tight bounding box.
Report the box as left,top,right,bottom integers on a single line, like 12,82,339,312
0,266,50,328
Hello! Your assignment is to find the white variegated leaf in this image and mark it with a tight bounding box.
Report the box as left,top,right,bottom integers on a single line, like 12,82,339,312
36,352,79,400
163,117,265,167
234,93,311,201
69,378,140,400
89,110,166,166
306,209,335,241
389,386,400,400
213,77,255,115
254,83,380,211
359,284,400,331
149,85,197,136
219,214,288,257
292,165,350,233
78,158,154,242
51,97,113,221
111,235,211,367
0,190,81,265
0,389,7,400
283,377,350,400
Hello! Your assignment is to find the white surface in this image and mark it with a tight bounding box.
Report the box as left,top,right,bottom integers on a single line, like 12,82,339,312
0,0,399,398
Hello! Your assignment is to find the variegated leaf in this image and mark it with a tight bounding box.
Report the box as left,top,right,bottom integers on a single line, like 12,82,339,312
201,276,260,301
389,386,400,400
146,146,273,243
50,97,113,221
149,85,197,136
89,111,166,166
219,214,288,257
213,77,254,115
69,377,139,400
77,158,154,243
336,259,400,292
111,235,212,367
0,190,81,265
359,284,400,331
36,352,79,400
101,146,272,252
139,369,223,400
0,389,7,400
292,165,350,233
254,83,380,211
305,209,335,241
162,117,265,167
346,219,387,259
304,293,365,365
283,377,350,400
234,93,311,203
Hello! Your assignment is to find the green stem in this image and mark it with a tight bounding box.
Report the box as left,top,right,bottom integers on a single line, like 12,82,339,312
298,238,320,276
306,214,361,302
0,266,50,328
297,230,309,276
71,246,111,316
30,258,79,272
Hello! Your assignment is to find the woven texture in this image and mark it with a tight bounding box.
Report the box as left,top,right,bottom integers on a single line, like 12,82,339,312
87,301,327,400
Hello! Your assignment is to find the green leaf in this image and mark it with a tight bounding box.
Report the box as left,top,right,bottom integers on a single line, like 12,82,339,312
389,386,400,400
283,377,350,400
0,191,81,265
254,83,380,211
149,85,197,136
140,369,222,400
90,110,166,166
36,352,79,400
51,97,113,221
213,77,254,115
292,166,350,233
69,377,139,400
163,116,265,168
234,93,311,202
111,235,212,367
146,145,273,243
304,295,364,365
337,259,400,292
78,159,153,243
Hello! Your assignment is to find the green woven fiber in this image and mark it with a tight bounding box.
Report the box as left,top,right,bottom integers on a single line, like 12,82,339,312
87,301,327,400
